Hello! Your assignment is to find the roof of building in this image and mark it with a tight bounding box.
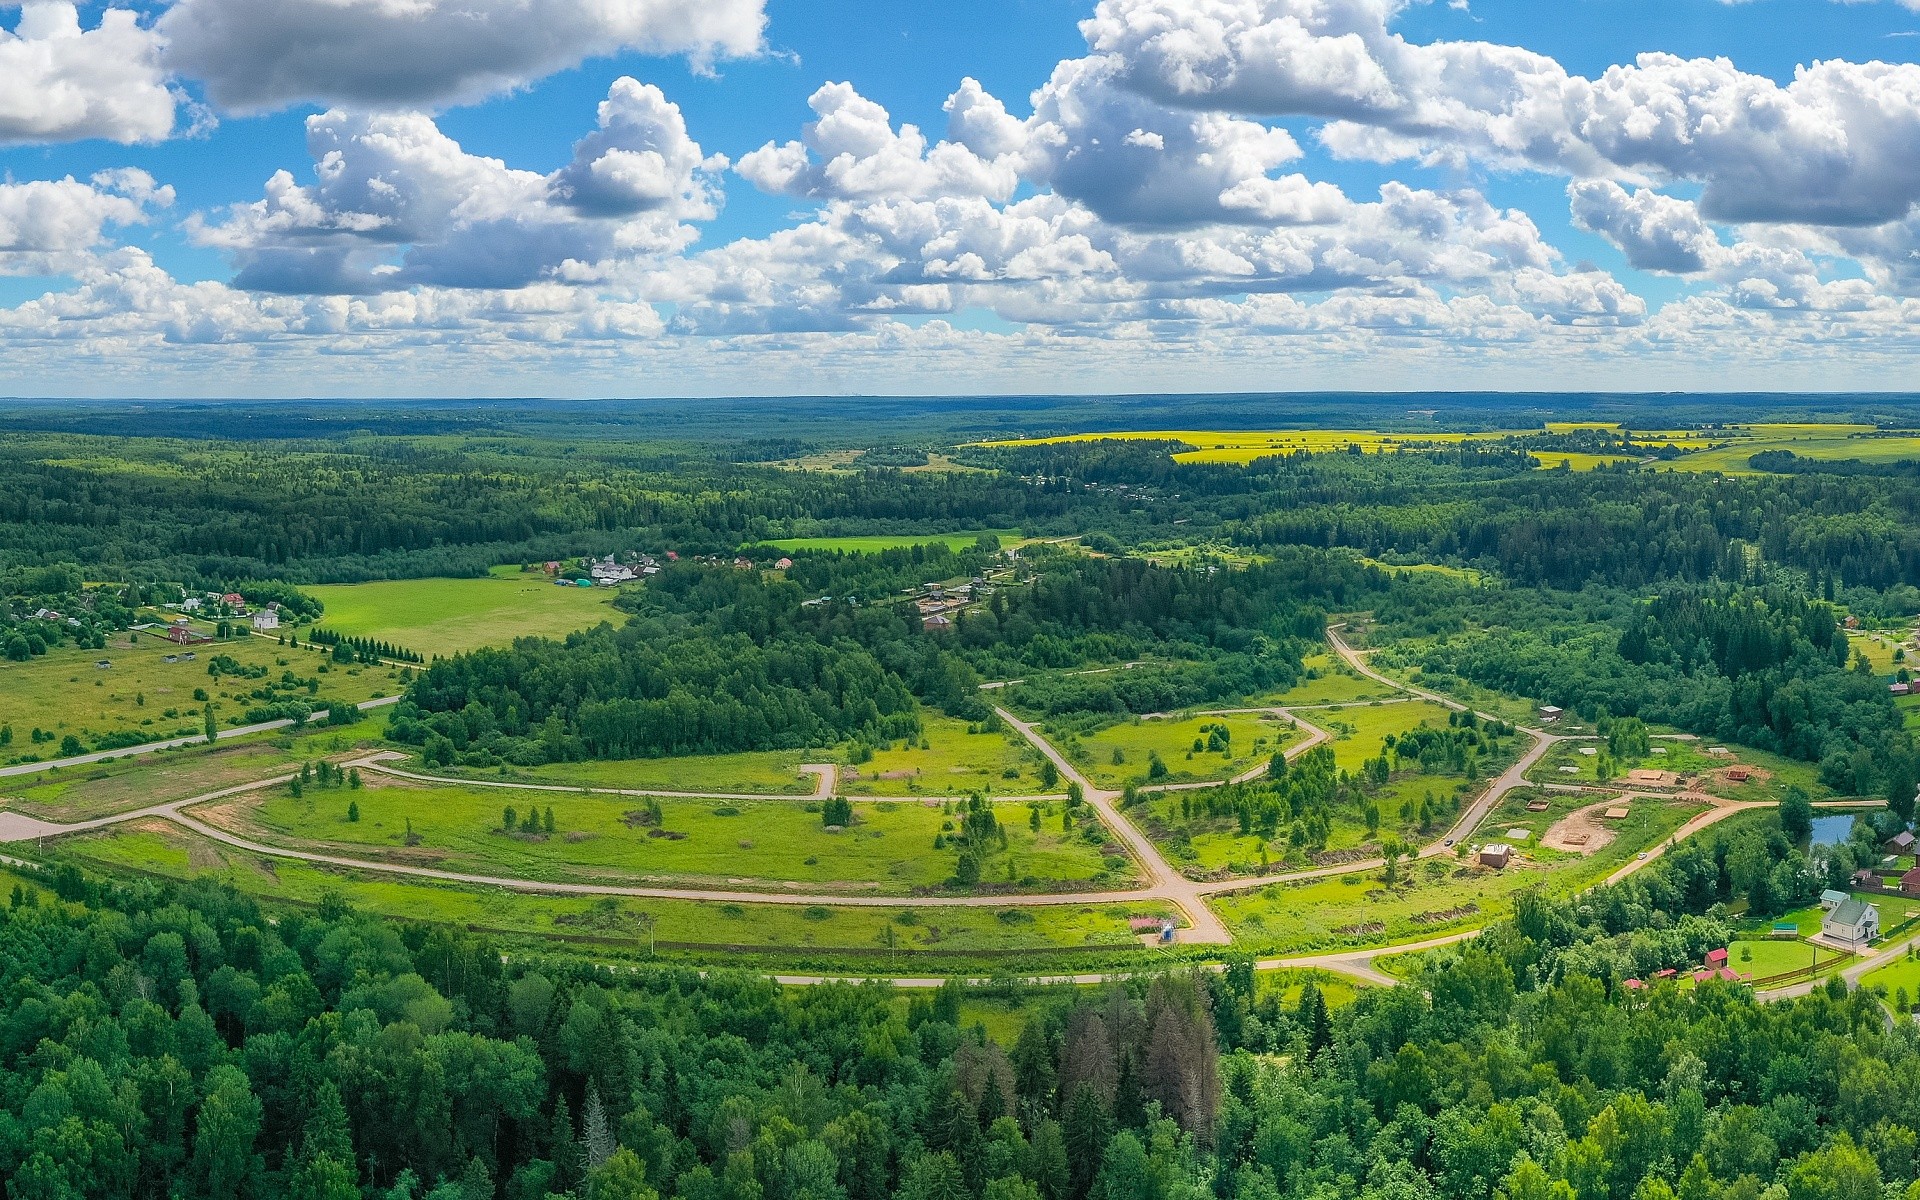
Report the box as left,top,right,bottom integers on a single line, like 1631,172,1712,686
1822,888,1850,903
1828,897,1877,929
1705,948,1728,964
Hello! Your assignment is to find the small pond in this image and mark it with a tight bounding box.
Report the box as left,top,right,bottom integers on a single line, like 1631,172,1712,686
1809,814,1857,846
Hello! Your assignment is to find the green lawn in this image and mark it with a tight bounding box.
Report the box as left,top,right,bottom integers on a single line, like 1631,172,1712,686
1211,797,1701,955
0,633,399,761
435,748,824,795
49,823,1162,954
1862,953,1920,1013
199,777,1132,895
306,569,622,658
842,711,1048,796
1057,712,1303,790
2,718,386,821
756,530,1018,554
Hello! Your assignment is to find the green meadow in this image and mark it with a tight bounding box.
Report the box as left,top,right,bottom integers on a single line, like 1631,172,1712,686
1057,711,1303,790
50,823,1161,955
757,530,1019,554
200,777,1133,894
435,747,823,795
842,711,1048,796
306,568,621,657
0,632,397,760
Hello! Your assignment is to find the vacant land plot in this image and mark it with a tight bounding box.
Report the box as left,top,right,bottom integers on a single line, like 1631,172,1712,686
198,776,1131,895
306,568,621,658
758,530,1018,554
1526,735,1832,802
51,823,1161,954
438,748,823,795
1250,653,1397,706
1862,954,1920,1010
2,720,383,820
842,712,1047,796
1307,700,1458,774
1211,797,1698,954
1058,711,1303,790
0,633,398,760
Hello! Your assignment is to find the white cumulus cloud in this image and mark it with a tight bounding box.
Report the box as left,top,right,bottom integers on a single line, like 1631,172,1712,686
0,2,176,145
156,0,767,113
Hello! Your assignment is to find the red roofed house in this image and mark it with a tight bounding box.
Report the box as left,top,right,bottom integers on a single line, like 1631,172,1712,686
1623,978,1645,990
1902,866,1920,896
221,592,244,607
1705,948,1729,967
1653,968,1678,980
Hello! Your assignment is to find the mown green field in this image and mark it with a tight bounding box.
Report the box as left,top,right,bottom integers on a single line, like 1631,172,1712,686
203,777,1132,895
1211,797,1701,954
436,748,824,795
0,633,398,760
842,711,1048,796
49,823,1163,954
1058,711,1302,790
306,568,621,658
758,530,1018,554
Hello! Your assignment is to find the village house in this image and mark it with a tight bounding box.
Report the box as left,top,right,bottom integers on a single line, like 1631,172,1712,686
1537,706,1563,723
162,625,211,646
1902,866,1920,897
1886,830,1916,855
1822,897,1880,949
922,613,954,633
251,607,281,632
1895,683,1913,696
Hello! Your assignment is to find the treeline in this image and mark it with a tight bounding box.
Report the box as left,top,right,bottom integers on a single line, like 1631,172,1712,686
1381,576,1913,798
308,628,424,664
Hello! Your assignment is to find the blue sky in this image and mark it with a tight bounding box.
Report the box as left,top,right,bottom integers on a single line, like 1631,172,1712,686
3,0,1920,396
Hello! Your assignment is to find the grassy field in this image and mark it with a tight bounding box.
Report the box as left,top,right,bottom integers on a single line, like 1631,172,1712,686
306,568,622,658
1305,699,1458,773
1531,452,1639,471
197,775,1132,895
435,748,824,795
49,822,1165,955
1250,653,1398,706
1862,952,1920,1012
1211,797,1700,954
1652,425,1920,474
0,632,399,761
1526,734,1833,802
1,716,387,821
1055,711,1303,790
758,530,1018,554
842,711,1048,796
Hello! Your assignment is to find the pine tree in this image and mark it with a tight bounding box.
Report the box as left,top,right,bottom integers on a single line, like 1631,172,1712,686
581,1079,616,1172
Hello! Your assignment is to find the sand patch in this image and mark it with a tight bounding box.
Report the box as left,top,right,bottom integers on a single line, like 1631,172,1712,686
1542,801,1620,855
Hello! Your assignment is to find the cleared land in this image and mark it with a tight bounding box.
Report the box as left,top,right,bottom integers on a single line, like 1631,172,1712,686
437,748,823,795
1249,653,1397,706
50,822,1164,954
1526,735,1831,802
841,712,1048,796
1308,699,1458,774
0,632,398,761
1,717,385,821
192,775,1134,895
1058,711,1303,790
306,568,622,658
758,530,1018,553
1210,796,1703,955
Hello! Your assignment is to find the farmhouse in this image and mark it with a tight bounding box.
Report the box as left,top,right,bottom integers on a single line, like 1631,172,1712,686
251,608,280,632
922,613,954,632
1895,683,1913,696
162,625,211,646
1887,831,1916,855
1537,706,1563,723
1479,843,1513,869
1822,897,1880,949
1705,948,1729,967
220,592,245,608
